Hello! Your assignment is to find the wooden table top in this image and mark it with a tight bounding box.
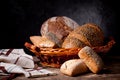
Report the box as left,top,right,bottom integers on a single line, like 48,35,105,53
1,55,120,80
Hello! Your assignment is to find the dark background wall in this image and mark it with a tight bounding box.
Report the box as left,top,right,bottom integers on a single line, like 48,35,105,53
2,0,119,54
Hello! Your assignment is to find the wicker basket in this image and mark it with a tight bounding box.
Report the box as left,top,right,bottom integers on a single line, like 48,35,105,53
24,38,115,68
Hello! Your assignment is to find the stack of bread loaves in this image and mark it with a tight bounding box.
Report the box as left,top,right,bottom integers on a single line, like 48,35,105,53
30,16,79,48
30,16,104,49
24,16,115,68
60,46,104,76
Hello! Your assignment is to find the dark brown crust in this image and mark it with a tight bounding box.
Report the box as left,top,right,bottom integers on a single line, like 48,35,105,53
24,37,115,68
41,17,73,40
40,16,79,47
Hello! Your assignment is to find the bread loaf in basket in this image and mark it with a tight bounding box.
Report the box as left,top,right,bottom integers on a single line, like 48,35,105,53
24,16,116,68
62,23,104,48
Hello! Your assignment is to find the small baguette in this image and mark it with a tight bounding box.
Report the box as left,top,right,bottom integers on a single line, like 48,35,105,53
78,46,104,73
60,59,88,76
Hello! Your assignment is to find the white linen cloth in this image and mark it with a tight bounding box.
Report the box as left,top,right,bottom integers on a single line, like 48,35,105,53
0,49,34,68
0,49,57,78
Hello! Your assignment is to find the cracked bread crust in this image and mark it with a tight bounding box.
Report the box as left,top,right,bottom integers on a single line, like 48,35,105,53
41,16,79,47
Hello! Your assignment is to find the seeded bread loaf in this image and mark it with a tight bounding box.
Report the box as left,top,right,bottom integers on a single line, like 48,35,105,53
40,16,79,47
62,23,104,48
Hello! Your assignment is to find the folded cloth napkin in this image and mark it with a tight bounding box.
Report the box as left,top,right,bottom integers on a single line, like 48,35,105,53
0,49,34,68
0,62,57,78
0,49,57,79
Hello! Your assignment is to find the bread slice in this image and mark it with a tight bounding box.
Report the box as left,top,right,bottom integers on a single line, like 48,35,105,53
60,59,88,76
45,32,63,47
30,36,56,48
78,46,104,73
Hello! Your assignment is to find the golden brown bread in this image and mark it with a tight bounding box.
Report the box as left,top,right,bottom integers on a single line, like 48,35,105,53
78,46,104,73
60,59,88,76
40,16,79,47
30,36,56,48
62,23,104,48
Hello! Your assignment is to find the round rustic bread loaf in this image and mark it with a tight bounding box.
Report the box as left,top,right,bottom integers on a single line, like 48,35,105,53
62,23,104,48
40,16,79,47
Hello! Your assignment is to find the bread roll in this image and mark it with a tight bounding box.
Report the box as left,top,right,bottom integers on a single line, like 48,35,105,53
62,23,104,48
60,59,88,76
78,46,104,73
40,16,79,47
62,36,86,48
30,36,56,48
